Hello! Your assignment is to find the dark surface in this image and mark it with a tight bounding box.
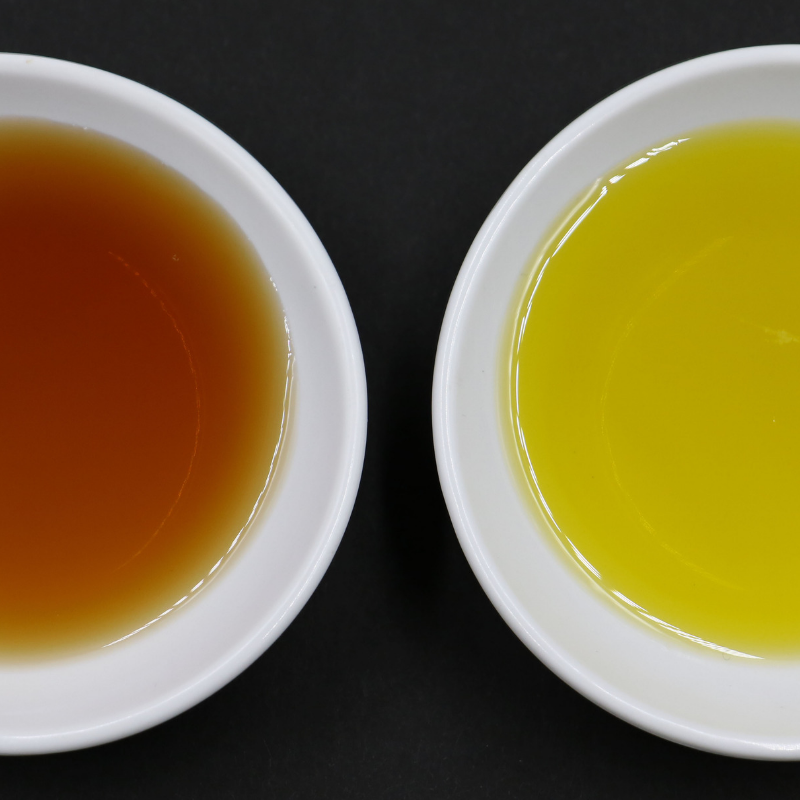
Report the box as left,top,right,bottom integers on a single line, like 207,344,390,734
1,0,800,796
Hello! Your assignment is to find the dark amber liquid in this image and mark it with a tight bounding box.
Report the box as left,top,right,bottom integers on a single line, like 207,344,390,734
0,120,290,658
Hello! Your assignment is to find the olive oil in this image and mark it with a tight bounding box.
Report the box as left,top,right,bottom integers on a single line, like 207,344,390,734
0,120,290,658
508,121,800,658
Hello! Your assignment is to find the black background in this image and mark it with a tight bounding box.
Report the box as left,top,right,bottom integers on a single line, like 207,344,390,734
1,1,799,796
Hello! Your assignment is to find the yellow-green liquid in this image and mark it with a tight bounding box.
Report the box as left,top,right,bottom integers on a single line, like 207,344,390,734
508,122,800,659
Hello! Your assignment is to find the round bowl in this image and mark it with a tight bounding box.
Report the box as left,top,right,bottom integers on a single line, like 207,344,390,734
0,54,366,753
433,45,800,759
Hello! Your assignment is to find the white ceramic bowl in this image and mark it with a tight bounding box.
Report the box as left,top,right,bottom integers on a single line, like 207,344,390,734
433,45,800,759
0,54,366,753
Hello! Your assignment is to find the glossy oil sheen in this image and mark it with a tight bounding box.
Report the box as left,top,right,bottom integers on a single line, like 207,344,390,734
508,122,800,659
0,120,290,658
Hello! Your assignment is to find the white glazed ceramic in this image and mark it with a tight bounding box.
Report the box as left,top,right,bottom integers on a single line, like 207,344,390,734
0,54,366,753
433,45,800,759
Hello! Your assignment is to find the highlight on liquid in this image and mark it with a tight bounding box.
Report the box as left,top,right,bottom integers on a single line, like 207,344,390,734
0,120,291,659
506,121,800,659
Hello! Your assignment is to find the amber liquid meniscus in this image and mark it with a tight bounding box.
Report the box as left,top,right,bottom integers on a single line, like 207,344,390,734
0,120,290,658
508,121,800,659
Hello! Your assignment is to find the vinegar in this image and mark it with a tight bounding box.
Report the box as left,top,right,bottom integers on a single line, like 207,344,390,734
0,120,290,657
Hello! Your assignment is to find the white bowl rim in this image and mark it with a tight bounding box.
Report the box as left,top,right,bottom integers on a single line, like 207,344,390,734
432,44,800,759
0,53,367,753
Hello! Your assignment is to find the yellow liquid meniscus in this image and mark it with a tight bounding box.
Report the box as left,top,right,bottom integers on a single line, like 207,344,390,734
508,121,800,659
